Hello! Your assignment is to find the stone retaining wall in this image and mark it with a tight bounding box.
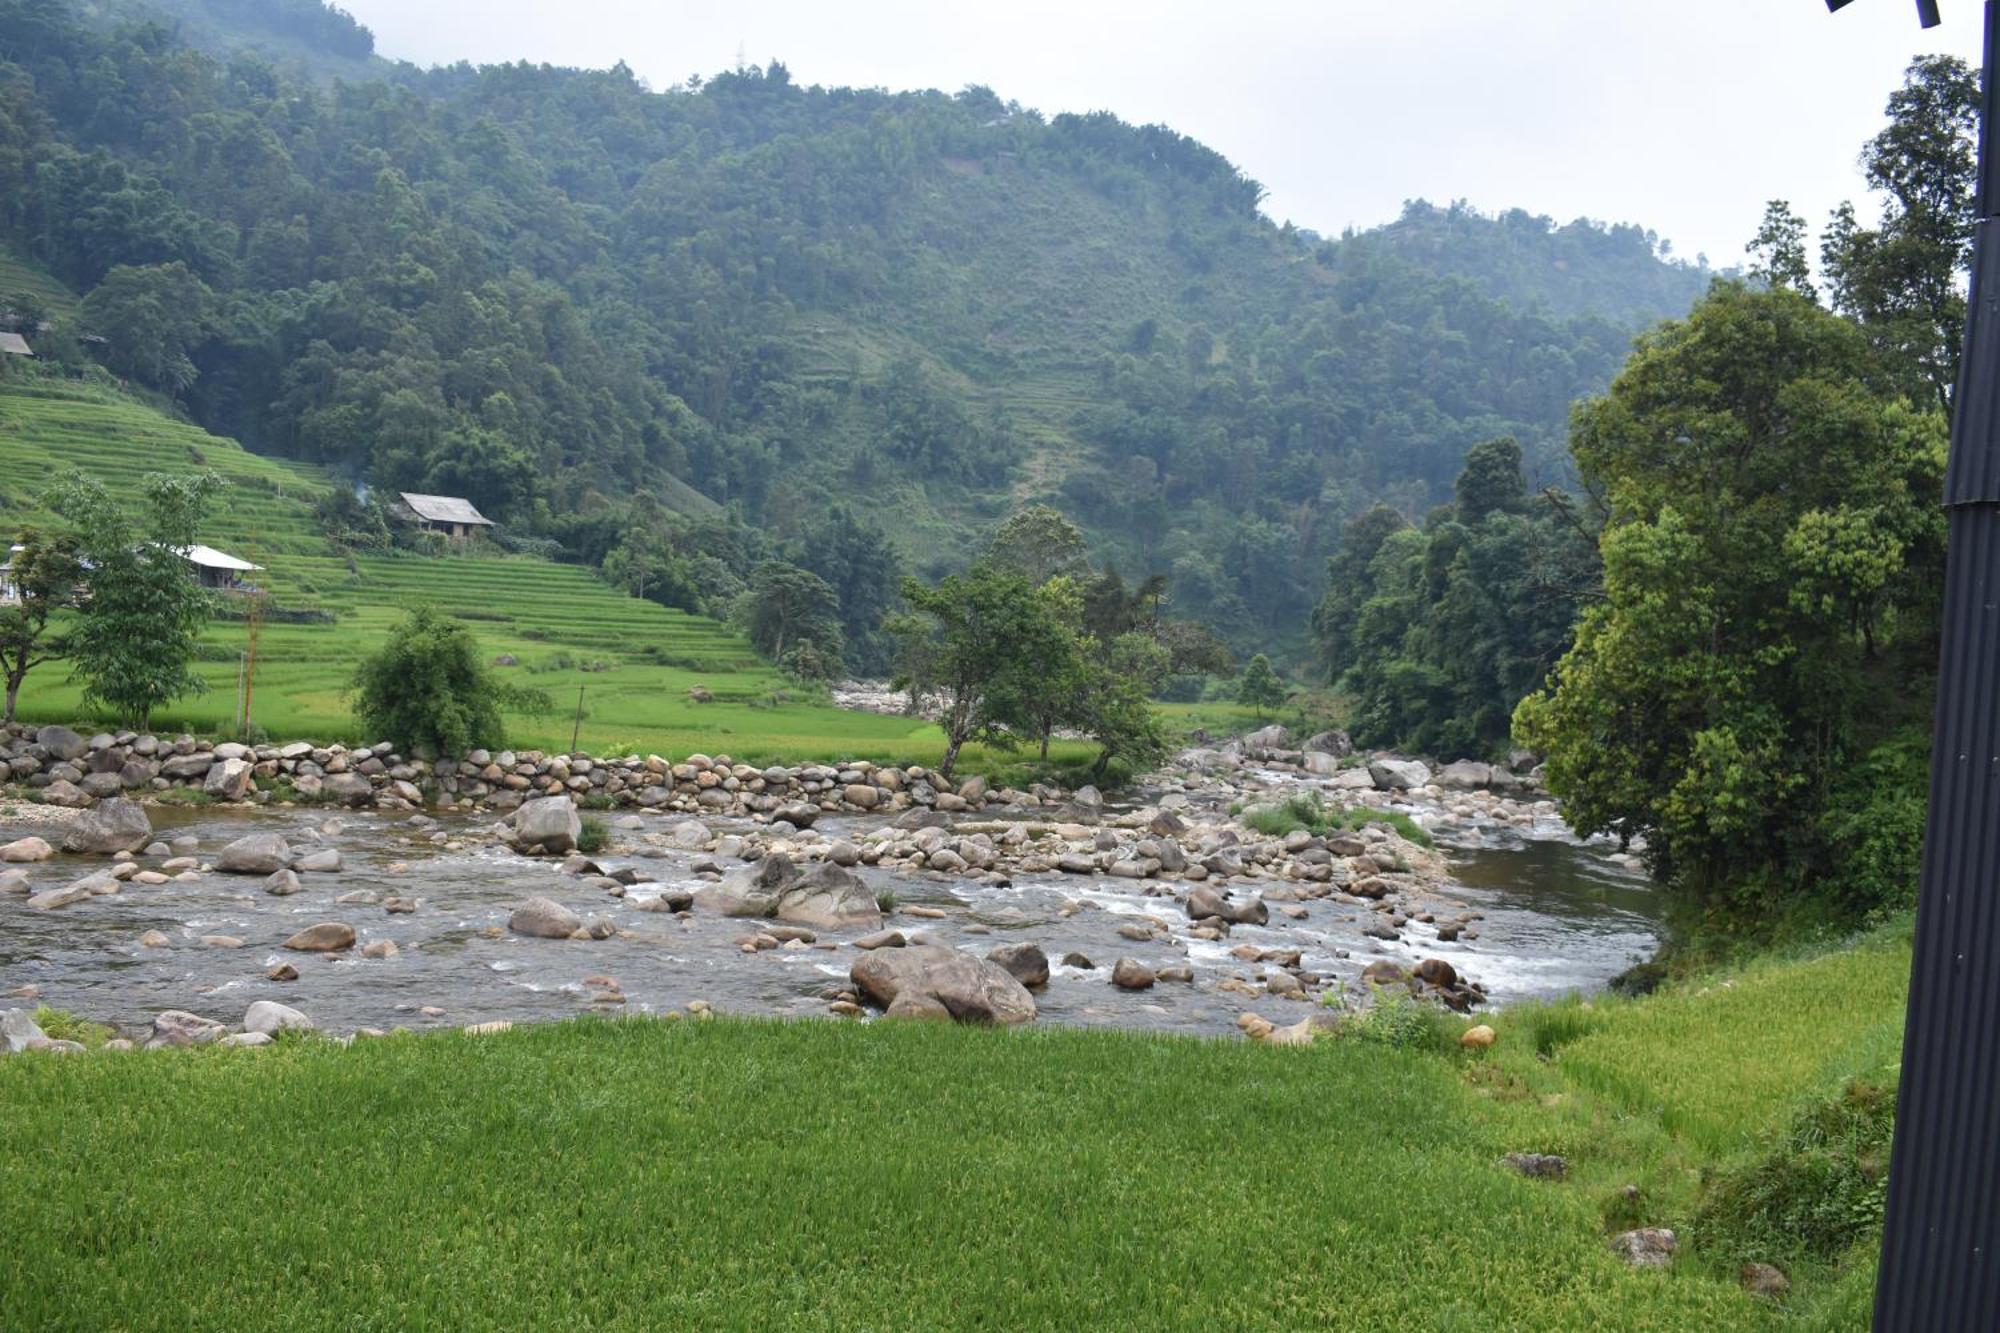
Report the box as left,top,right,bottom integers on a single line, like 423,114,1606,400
0,722,1034,819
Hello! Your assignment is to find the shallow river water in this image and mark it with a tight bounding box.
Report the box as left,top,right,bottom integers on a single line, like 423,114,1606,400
0,800,1661,1038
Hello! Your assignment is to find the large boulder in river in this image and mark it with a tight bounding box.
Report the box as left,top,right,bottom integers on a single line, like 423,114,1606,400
282,922,356,952
987,942,1050,988
696,855,797,918
1367,758,1432,790
774,862,881,932
850,945,1037,1025
509,897,583,939
1242,724,1290,752
514,795,581,853
1,836,55,863
217,833,291,875
1304,730,1354,757
1435,760,1494,790
1186,884,1269,926
62,796,153,852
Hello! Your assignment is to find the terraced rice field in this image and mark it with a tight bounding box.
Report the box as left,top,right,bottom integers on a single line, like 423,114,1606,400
0,376,1012,764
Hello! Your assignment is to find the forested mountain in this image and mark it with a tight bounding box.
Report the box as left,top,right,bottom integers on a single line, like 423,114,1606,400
0,0,1711,655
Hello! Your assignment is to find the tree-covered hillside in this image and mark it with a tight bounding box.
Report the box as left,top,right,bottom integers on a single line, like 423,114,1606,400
0,0,1710,653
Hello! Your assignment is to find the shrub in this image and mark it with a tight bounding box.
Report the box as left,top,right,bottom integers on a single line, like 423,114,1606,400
1337,992,1455,1053
577,816,609,855
1693,1079,1896,1268
352,605,549,757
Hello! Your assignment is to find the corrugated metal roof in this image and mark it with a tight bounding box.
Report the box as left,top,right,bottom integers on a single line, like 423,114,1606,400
176,544,261,572
399,492,494,526
0,331,33,357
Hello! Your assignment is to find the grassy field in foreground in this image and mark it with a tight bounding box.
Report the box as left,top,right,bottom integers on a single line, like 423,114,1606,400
0,375,1102,770
0,925,1915,1329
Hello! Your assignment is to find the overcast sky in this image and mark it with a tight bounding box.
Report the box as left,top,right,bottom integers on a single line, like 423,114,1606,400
336,0,1982,268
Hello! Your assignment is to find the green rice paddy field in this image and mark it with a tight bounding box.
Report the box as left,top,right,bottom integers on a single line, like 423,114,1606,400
0,374,1094,765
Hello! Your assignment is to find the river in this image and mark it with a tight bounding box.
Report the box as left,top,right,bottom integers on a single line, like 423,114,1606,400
0,800,1662,1038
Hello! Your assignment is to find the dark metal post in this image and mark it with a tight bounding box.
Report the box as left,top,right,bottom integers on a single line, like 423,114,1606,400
1875,3,2000,1326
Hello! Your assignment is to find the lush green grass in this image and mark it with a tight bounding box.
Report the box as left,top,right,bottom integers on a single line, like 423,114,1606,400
1243,792,1435,849
0,375,1095,768
0,925,1919,1328
0,1019,1765,1331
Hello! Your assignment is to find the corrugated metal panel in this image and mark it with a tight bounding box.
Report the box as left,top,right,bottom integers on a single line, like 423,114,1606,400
1876,8,2000,1325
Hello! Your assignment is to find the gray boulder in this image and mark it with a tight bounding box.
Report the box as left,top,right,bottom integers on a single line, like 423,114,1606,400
986,942,1050,988
35,725,86,761
61,797,153,854
696,855,798,918
282,922,356,952
0,869,28,895
217,833,291,875
667,820,711,850
509,897,583,939
1304,730,1354,757
1,1008,48,1053
850,945,1037,1025
514,795,581,853
774,862,882,932
263,869,302,897
26,873,116,909
1435,760,1494,790
1186,884,1269,925
1242,724,1290,752
146,1010,227,1048
295,848,341,873
202,757,255,801
243,1000,314,1036
323,772,375,806
1367,758,1433,790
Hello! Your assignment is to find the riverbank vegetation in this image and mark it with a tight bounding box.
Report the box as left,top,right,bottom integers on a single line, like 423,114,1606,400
0,919,1909,1329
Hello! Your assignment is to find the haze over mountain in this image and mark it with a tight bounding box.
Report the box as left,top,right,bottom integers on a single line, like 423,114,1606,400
1,0,1712,653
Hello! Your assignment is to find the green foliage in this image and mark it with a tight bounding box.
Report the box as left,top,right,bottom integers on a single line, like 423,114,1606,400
0,9,1706,653
1693,1080,1896,1270
576,815,608,855
896,566,1043,778
351,605,545,756
49,467,223,728
1315,443,1597,758
1821,55,1979,412
1240,791,1432,849
0,527,83,723
1236,653,1284,717
1515,283,1946,922
985,505,1088,586
1337,991,1456,1053
737,561,844,681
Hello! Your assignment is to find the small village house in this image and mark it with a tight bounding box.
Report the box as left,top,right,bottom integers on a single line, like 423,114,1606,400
0,544,22,604
175,544,261,592
0,331,32,358
395,492,495,542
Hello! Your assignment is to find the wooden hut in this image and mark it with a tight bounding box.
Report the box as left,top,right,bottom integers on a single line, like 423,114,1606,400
396,492,495,542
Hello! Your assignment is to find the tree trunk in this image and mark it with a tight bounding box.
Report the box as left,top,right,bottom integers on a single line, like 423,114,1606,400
940,734,963,782
1039,729,1050,761
2,674,18,726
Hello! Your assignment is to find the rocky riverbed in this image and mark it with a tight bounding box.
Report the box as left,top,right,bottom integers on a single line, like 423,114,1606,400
0,726,1660,1051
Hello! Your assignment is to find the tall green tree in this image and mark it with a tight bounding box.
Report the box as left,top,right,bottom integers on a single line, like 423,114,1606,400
353,605,546,756
739,561,844,680
49,469,225,729
985,505,1089,586
895,567,1042,779
0,528,83,724
1747,200,1816,301
1513,282,1946,919
1822,55,1978,411
1238,653,1284,719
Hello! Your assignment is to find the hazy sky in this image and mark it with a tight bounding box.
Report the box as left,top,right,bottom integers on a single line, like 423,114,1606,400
337,0,1982,268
